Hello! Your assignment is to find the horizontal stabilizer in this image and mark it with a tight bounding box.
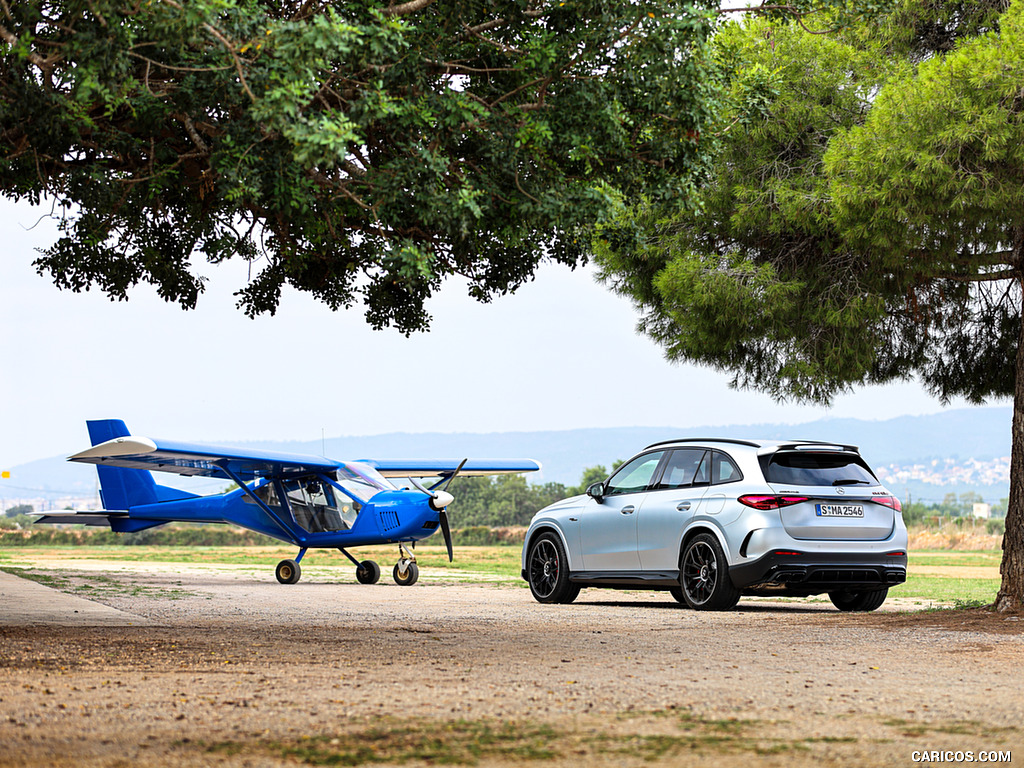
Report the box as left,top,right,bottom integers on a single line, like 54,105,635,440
34,513,124,527
33,510,166,533
363,458,542,477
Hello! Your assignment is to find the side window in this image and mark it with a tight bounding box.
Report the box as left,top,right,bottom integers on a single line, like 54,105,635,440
712,452,742,485
655,449,708,490
604,452,665,496
244,480,283,507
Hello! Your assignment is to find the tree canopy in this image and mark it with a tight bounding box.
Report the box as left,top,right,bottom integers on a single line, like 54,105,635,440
0,0,721,331
594,0,1024,610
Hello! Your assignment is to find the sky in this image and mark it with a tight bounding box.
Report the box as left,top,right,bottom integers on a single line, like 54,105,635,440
0,197,994,469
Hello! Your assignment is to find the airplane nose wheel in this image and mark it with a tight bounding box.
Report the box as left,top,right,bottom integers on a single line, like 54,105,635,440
393,560,420,586
275,559,301,584
393,543,420,586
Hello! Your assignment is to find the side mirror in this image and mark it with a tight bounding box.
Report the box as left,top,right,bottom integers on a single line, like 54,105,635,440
586,482,605,503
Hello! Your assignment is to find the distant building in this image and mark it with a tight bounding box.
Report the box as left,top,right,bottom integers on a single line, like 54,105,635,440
973,503,992,519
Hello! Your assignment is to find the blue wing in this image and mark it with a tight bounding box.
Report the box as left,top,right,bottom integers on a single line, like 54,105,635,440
361,458,541,478
70,435,342,482
70,420,540,483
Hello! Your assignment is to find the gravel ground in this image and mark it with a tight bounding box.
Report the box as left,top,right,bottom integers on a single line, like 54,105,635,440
1,563,1022,768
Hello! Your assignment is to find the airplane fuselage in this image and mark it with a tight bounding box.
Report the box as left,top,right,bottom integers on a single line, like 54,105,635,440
120,487,443,549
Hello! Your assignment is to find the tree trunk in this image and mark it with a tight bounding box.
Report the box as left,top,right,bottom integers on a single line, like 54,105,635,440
994,280,1024,612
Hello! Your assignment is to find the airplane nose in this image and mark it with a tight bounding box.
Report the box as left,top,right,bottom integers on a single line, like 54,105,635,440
429,490,454,510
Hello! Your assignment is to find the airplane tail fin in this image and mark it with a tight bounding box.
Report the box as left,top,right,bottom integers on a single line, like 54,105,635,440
86,419,161,510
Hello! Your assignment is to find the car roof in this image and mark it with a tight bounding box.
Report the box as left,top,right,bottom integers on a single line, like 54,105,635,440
643,437,860,453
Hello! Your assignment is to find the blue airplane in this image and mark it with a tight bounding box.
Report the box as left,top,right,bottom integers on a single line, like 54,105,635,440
35,420,540,586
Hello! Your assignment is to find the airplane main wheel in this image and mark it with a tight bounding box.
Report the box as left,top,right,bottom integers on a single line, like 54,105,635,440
275,559,301,585
356,560,381,585
393,561,420,586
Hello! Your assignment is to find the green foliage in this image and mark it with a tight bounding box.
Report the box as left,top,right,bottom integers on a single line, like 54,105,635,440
825,0,1024,403
595,0,1024,405
0,513,35,529
570,464,611,496
988,518,1007,536
4,504,34,518
595,16,902,402
448,473,570,527
0,524,277,547
1,0,723,332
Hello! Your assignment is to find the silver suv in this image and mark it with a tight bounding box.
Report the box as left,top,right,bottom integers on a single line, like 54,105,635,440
521,439,908,611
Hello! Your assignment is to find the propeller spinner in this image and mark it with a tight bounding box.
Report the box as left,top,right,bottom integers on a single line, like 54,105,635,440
409,458,466,562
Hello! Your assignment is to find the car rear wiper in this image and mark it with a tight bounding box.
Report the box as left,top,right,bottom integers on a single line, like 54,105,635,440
832,478,871,486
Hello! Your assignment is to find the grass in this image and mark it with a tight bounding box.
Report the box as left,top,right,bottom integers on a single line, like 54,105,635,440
0,546,1006,604
204,712,846,765
1,565,197,599
896,574,999,604
908,551,1002,568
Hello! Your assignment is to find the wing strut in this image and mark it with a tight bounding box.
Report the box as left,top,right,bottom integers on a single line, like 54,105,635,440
215,461,298,542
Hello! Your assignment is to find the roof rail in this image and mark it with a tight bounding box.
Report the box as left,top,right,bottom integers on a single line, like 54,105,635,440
644,437,761,450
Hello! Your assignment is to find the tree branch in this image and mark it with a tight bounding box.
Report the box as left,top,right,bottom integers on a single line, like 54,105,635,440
383,0,435,16
0,23,52,69
159,0,256,103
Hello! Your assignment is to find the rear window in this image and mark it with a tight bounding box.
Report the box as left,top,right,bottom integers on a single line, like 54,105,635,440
765,452,877,487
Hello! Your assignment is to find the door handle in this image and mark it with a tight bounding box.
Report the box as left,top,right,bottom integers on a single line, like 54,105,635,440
677,501,691,511
620,506,635,515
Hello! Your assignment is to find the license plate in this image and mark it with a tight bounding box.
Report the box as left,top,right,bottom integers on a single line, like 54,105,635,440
816,503,864,518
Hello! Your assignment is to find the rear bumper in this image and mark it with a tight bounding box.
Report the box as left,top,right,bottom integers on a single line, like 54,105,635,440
730,550,907,594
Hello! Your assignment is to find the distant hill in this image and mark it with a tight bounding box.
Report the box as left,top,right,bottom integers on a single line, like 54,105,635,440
4,407,1013,504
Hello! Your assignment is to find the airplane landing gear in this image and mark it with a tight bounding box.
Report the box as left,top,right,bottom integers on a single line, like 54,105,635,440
356,560,381,584
339,547,381,585
394,561,419,586
393,543,419,586
276,558,301,584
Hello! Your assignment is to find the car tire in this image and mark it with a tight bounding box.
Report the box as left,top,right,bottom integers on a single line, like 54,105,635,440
668,586,689,607
828,587,888,612
680,533,741,611
526,532,579,604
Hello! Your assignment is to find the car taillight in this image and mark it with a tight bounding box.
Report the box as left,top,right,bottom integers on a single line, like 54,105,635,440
738,495,809,510
874,495,903,512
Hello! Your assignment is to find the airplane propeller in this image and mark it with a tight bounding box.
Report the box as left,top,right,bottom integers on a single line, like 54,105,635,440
409,458,467,562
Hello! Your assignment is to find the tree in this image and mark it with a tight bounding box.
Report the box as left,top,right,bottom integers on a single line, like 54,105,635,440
4,503,33,518
0,0,721,332
594,0,1024,611
825,0,1024,610
570,464,611,496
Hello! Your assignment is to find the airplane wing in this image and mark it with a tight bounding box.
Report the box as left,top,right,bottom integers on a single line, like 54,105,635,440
360,459,541,478
69,436,342,482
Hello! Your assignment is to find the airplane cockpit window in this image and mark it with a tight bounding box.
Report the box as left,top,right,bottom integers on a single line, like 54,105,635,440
244,464,391,534
285,478,356,533
246,480,282,507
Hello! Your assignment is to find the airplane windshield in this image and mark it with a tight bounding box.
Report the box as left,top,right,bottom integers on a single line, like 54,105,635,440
334,462,395,504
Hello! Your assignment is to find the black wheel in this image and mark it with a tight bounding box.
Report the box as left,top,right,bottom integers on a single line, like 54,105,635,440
275,559,301,585
668,586,689,606
680,533,740,611
527,532,580,604
393,561,420,586
356,560,381,585
829,587,888,612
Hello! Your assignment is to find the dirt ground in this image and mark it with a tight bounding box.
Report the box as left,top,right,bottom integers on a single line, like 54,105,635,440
1,562,1022,768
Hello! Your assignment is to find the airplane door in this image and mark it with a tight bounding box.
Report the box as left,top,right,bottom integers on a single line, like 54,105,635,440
637,448,711,571
580,450,666,571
